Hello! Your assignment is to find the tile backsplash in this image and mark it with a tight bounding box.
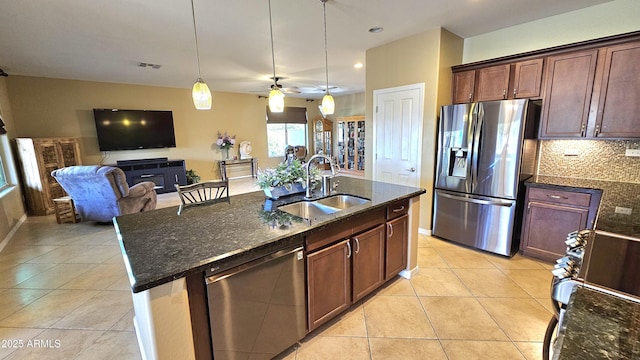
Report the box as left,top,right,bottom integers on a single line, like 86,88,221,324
538,140,640,184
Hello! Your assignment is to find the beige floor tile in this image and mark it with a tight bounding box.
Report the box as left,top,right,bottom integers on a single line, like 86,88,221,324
369,338,447,360
364,295,436,338
3,328,105,360
375,276,415,296
441,340,527,360
478,298,553,342
296,336,370,360
0,327,47,359
502,269,554,299
424,236,460,248
484,253,550,270
110,309,135,332
62,246,120,263
73,330,141,360
0,262,58,288
59,264,127,290
417,235,432,248
317,305,367,337
0,245,60,264
417,247,449,268
15,263,97,290
535,298,557,314
1,289,99,328
411,268,472,297
68,230,119,247
0,288,51,321
420,297,508,341
514,341,544,360
52,290,133,330
453,268,530,298
436,247,497,269
24,246,92,264
107,275,133,291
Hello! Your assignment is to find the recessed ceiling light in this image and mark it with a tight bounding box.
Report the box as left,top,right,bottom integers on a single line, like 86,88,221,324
354,63,364,69
369,27,383,33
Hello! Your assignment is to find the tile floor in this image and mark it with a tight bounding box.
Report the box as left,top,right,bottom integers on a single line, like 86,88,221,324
0,178,555,359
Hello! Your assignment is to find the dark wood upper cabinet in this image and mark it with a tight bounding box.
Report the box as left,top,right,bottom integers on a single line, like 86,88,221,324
452,70,475,104
539,49,598,138
594,41,640,138
512,59,544,98
475,64,511,101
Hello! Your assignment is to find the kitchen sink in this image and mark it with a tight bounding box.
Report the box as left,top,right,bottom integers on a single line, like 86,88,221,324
278,194,370,220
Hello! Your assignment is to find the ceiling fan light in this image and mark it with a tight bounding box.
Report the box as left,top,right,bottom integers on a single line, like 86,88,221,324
321,93,335,115
268,88,285,112
192,78,212,110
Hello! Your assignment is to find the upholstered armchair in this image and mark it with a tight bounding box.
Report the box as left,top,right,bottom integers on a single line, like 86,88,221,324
51,165,157,222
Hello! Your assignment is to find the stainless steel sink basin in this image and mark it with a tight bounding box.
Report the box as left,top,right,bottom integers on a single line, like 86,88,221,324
278,195,370,220
314,194,370,209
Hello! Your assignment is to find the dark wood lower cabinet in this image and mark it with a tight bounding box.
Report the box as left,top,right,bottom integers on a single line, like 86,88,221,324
385,214,408,280
352,225,386,302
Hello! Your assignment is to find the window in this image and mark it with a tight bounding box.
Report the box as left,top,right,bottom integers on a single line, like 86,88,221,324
266,107,308,158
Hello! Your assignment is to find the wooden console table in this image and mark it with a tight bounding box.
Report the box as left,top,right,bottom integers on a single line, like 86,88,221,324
219,158,258,181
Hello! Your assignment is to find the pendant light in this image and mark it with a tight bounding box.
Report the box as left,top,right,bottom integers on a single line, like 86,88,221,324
190,0,212,110
268,0,285,112
320,0,335,115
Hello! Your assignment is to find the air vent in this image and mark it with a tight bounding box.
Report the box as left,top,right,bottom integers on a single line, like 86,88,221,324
137,62,162,69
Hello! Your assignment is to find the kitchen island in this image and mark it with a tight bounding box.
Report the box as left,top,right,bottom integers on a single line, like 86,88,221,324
114,176,425,360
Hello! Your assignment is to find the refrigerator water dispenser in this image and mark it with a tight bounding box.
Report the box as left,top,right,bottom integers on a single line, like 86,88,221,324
448,148,468,178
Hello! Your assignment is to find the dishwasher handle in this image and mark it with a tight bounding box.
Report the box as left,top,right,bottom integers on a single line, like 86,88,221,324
206,245,304,284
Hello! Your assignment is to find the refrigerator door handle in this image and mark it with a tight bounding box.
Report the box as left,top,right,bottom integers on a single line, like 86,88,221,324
438,192,513,207
470,104,483,191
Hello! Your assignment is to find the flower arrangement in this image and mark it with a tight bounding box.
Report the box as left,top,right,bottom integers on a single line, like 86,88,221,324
216,131,236,150
257,159,319,189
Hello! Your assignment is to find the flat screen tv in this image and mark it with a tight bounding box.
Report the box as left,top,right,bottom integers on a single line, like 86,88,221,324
93,109,176,151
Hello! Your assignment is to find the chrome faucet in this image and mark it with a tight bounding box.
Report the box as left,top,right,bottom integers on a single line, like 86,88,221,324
305,154,337,199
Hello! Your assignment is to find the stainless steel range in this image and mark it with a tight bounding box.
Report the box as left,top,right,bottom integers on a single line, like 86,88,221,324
544,229,640,359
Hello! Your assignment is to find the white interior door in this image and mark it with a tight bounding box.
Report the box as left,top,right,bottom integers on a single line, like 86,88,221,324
373,84,424,187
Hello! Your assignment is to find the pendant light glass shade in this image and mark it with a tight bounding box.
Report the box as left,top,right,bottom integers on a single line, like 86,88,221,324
268,88,285,113
321,0,334,115
321,93,334,115
190,0,211,110
192,78,212,110
267,0,284,113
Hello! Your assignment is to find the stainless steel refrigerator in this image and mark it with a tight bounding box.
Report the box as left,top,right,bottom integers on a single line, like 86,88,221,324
432,99,539,256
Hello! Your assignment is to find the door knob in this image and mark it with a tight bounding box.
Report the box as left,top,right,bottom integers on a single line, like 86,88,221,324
407,167,416,172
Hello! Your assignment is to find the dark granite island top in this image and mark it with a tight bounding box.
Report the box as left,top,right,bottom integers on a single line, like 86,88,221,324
114,176,425,293
553,286,640,360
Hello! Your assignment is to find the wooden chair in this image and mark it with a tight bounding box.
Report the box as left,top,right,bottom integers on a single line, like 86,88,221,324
175,180,230,215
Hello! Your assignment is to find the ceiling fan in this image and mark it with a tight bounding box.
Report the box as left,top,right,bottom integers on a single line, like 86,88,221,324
268,76,301,94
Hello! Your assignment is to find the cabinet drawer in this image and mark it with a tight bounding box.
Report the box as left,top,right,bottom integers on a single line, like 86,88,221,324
386,199,409,220
527,187,591,207
306,208,385,253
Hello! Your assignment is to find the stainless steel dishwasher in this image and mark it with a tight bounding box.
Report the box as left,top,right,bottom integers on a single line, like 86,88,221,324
206,245,306,359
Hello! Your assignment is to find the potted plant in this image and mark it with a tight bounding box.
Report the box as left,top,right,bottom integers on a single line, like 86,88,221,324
257,159,319,199
185,169,200,185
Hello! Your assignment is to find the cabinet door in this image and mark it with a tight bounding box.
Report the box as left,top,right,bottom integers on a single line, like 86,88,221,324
352,225,385,302
452,70,475,104
539,49,598,138
521,201,589,262
594,41,640,138
307,239,351,331
512,59,544,98
385,215,408,280
475,64,510,101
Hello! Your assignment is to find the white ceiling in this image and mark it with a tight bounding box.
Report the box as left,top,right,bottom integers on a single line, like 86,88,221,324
0,0,612,98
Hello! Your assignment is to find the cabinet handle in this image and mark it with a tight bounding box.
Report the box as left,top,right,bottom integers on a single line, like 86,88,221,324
469,93,472,102
140,174,154,178
175,174,179,182
503,89,507,99
547,194,569,200
354,238,360,254
346,241,352,258
513,88,517,97
580,123,586,137
594,124,601,137
392,206,405,213
387,223,394,238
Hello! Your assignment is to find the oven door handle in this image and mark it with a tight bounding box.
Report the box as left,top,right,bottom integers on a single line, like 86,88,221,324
439,192,513,207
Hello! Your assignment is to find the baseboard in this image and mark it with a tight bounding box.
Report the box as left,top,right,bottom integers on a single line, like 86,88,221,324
418,227,431,236
399,266,419,279
0,214,27,254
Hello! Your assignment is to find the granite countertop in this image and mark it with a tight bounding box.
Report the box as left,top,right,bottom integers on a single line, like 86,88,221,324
114,176,426,293
526,175,640,238
553,286,640,360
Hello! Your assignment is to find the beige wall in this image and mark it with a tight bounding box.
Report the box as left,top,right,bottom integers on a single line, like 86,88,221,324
6,76,322,181
0,77,27,249
365,28,464,231
463,0,640,63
